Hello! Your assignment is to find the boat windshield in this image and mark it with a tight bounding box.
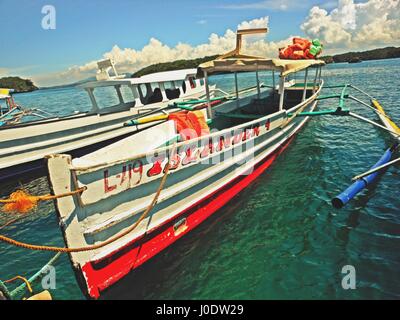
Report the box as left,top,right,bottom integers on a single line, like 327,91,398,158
91,84,136,113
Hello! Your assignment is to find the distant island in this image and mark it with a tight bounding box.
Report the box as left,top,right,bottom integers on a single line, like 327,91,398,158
321,46,400,64
132,47,400,77
131,55,219,77
0,76,39,93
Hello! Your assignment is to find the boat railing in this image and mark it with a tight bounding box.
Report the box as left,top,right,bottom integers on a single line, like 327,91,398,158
72,107,287,173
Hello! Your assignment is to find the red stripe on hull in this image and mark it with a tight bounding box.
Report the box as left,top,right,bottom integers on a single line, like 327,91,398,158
81,132,298,299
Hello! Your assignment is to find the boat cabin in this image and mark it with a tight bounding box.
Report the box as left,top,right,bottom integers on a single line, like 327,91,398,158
80,62,205,114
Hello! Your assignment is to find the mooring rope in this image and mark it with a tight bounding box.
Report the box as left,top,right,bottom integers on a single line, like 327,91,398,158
0,145,175,253
0,187,87,214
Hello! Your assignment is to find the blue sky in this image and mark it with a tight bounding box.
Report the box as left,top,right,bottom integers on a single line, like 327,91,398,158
1,0,399,86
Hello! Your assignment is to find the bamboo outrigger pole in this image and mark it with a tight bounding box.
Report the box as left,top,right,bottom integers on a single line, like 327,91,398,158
352,156,400,181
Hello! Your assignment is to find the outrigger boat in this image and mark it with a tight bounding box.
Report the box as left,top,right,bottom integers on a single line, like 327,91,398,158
0,89,24,126
0,88,56,127
0,61,210,182
46,28,326,298
1,28,399,301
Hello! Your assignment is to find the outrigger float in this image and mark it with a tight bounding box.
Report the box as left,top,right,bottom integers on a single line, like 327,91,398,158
0,28,399,300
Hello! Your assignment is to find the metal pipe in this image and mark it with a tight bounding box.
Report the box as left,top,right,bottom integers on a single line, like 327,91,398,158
302,68,308,101
272,70,276,98
204,71,212,119
349,112,400,137
348,95,390,119
279,76,285,111
349,84,376,101
234,72,240,108
256,69,260,99
318,66,322,85
332,146,394,208
352,156,400,181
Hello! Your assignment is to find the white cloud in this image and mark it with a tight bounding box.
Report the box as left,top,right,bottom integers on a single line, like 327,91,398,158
33,17,292,86
29,1,400,86
301,0,400,53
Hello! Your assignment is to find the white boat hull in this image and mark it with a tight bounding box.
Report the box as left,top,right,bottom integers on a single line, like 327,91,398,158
47,84,322,299
0,87,207,182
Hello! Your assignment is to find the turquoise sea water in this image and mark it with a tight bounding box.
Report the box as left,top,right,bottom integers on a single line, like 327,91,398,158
1,58,399,299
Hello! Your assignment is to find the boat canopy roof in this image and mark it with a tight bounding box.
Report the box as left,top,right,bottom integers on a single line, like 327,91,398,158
197,28,325,77
197,56,325,77
80,68,198,89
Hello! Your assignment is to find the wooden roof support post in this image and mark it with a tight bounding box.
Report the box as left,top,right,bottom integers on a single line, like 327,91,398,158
302,68,308,102
279,75,285,111
313,67,318,93
204,71,212,119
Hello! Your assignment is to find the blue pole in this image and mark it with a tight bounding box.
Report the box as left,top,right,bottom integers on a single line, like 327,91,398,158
332,146,395,208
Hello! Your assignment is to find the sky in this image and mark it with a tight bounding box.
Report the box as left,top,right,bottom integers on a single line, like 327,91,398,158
0,0,399,87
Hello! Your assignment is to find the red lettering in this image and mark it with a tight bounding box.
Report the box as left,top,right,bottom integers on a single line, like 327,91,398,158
242,129,252,141
265,119,271,131
131,160,143,184
104,170,117,193
147,157,163,177
232,131,242,145
120,165,127,185
253,125,260,137
218,135,231,151
200,142,210,158
182,146,198,165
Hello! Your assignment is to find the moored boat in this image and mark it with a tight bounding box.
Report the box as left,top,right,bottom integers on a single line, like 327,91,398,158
46,28,325,299
0,89,21,126
0,61,210,182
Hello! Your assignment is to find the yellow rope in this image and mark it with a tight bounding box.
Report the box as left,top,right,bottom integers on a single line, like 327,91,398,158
4,276,33,294
0,145,175,253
